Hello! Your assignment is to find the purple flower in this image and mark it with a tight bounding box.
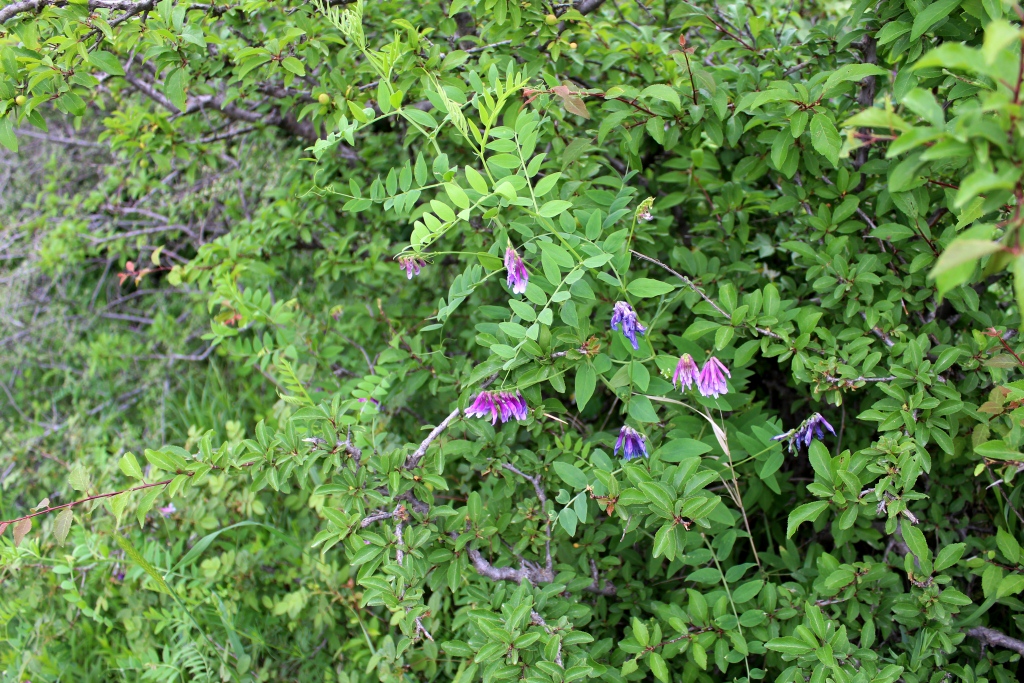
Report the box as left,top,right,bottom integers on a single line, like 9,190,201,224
697,356,730,398
505,245,529,294
610,301,646,350
358,397,380,406
465,390,528,424
614,425,648,461
637,208,653,222
772,412,836,453
398,255,426,279
158,503,176,518
672,353,700,391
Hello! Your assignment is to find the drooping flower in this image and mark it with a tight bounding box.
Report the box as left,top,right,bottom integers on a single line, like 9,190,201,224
614,425,648,461
398,255,426,279
466,390,528,424
697,356,731,398
505,244,529,294
635,196,655,222
672,353,700,391
772,412,836,453
610,301,646,350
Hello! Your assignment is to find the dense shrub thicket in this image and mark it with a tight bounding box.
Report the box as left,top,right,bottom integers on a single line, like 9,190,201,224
2,0,1024,681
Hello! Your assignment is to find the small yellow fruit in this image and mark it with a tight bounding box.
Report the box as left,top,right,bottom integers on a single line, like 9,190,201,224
318,93,330,105
569,42,577,49
139,159,148,168
545,13,557,25
15,95,26,106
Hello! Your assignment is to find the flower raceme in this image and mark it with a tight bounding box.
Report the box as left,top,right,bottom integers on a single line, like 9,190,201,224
772,412,836,453
505,245,528,294
697,356,730,398
398,255,426,279
672,353,700,391
614,425,648,461
610,301,646,350
465,390,529,424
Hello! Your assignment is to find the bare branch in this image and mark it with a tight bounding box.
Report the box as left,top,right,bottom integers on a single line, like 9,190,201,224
967,626,1024,656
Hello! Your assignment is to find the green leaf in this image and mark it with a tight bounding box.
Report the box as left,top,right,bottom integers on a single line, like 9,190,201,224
575,365,596,412
69,463,90,492
935,542,967,572
652,523,677,559
281,57,305,76
975,440,1024,460
628,396,659,423
165,68,187,112
810,114,841,166
648,652,669,683
445,182,470,209
929,239,1001,280
911,0,962,42
823,63,888,94
632,617,650,647
639,84,681,110
901,518,930,562
558,506,578,535
626,278,676,298
654,439,711,462
53,508,73,547
464,166,488,194
787,501,829,538
765,636,814,656
119,452,143,479
115,535,171,594
807,440,832,481
538,200,573,217
553,461,588,489
88,51,124,76
0,115,16,153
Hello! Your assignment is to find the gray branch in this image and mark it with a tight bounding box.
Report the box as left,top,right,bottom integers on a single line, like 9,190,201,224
967,626,1024,656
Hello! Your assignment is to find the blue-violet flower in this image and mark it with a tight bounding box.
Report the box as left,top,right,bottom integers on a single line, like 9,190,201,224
772,413,836,453
614,425,648,461
610,301,646,350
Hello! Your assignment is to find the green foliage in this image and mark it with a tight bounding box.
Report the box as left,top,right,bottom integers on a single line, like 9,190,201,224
3,0,1024,682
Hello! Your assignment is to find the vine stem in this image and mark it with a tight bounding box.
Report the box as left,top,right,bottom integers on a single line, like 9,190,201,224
0,479,172,528
629,249,788,345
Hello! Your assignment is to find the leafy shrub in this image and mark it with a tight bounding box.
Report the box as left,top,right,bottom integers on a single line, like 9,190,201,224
2,0,1024,682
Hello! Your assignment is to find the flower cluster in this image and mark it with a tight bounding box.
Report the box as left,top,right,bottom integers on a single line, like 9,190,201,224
398,255,426,279
505,245,529,294
772,412,835,453
610,301,647,350
672,353,700,390
614,425,648,461
672,354,731,398
466,390,529,424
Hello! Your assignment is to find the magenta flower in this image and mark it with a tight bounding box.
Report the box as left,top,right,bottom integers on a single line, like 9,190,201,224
773,413,836,453
398,255,426,279
672,353,700,391
610,301,646,350
465,390,528,424
614,425,648,460
505,245,529,294
697,356,730,398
